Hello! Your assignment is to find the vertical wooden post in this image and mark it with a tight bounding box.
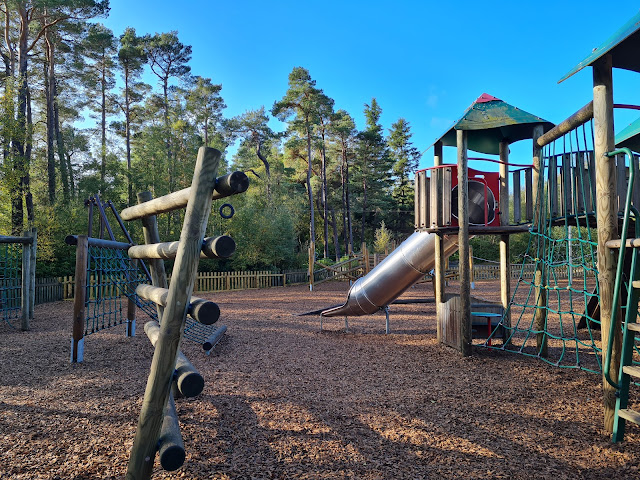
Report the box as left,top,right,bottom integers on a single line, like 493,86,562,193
126,259,137,337
309,241,315,291
138,191,169,321
71,235,89,363
499,141,511,341
29,228,36,321
457,130,471,356
126,147,220,479
593,54,620,434
20,232,31,331
532,124,548,357
433,141,446,342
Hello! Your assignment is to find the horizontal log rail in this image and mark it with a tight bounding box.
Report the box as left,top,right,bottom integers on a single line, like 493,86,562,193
0,235,34,245
144,321,205,398
120,171,249,221
128,235,235,260
136,284,220,325
65,235,131,250
536,101,593,148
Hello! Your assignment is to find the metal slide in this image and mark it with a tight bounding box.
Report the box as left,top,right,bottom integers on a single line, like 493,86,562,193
321,231,459,317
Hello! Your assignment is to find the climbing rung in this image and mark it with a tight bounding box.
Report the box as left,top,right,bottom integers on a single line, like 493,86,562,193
632,281,640,290
627,322,640,333
120,171,249,221
605,238,640,249
128,235,236,260
618,408,640,425
136,284,220,325
622,365,640,378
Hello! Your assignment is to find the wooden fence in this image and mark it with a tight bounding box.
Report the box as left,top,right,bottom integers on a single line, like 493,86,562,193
31,263,594,306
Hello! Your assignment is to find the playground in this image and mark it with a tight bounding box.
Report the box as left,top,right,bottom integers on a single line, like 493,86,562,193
1,280,639,479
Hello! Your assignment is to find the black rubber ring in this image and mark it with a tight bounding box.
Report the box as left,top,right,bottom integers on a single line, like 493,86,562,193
220,203,235,219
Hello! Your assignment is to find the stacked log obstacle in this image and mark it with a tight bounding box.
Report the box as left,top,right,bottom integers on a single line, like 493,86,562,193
67,182,241,362
124,147,248,479
0,229,36,331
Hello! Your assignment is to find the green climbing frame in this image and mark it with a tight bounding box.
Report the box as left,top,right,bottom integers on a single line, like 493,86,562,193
482,119,607,372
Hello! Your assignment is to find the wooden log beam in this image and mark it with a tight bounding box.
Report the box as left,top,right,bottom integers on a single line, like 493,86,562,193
144,321,205,397
71,235,89,363
433,141,445,343
457,130,472,356
593,55,620,434
158,393,185,472
126,147,220,479
203,325,227,351
64,235,131,250
136,284,220,325
137,191,168,322
499,141,511,342
0,235,33,245
128,235,235,260
120,171,249,221
536,101,593,148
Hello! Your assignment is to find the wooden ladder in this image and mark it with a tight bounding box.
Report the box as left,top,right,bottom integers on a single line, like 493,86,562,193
121,147,248,479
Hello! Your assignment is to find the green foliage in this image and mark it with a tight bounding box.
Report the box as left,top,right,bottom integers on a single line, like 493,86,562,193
373,221,392,253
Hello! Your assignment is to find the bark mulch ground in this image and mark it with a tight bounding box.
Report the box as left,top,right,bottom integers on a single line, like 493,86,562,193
1,280,639,479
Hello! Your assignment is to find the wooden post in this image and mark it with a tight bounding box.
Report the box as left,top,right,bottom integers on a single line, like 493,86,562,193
434,141,446,342
71,235,89,363
126,147,220,479
29,228,36,321
138,191,169,322
309,241,315,291
593,54,620,434
20,232,31,331
126,259,137,337
532,124,548,357
457,130,471,356
499,141,511,342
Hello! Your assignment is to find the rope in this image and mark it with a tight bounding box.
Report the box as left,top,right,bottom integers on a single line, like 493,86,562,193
478,119,608,374
0,242,23,329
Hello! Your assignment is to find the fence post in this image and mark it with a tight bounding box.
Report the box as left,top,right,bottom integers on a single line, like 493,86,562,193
28,228,36,321
20,231,31,331
72,235,89,363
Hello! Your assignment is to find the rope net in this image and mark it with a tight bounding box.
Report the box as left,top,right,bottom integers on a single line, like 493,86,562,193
480,120,607,372
0,242,23,328
84,243,222,345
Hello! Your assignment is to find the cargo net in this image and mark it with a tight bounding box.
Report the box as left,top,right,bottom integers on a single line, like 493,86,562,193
0,242,23,329
480,120,607,373
85,244,220,345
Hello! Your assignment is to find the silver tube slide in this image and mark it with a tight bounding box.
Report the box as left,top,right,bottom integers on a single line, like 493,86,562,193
321,231,459,317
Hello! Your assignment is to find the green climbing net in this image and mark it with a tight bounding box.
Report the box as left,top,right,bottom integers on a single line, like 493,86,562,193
482,120,608,373
0,242,23,328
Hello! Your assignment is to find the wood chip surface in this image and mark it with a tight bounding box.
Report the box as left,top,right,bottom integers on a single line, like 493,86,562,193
1,280,638,479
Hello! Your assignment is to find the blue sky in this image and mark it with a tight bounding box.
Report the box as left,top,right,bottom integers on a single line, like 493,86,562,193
102,1,640,169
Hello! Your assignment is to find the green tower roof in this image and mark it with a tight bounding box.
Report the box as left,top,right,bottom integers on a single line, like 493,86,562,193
432,93,554,155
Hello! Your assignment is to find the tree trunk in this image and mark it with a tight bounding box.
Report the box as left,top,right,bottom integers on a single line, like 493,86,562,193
306,123,315,253
124,66,133,205
100,52,107,192
321,130,329,258
44,35,56,204
330,205,341,261
360,176,368,247
256,140,271,203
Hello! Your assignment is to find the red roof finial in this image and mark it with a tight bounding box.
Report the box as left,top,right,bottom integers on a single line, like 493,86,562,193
475,93,501,104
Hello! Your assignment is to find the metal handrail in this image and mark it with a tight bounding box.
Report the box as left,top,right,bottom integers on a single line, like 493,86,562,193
604,147,637,389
